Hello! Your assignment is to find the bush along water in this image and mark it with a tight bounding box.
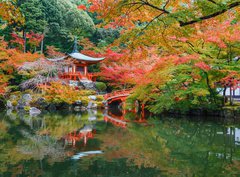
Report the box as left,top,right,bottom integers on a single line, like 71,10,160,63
5,82,105,114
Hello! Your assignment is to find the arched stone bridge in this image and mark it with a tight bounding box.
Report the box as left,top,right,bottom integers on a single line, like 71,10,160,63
104,89,132,105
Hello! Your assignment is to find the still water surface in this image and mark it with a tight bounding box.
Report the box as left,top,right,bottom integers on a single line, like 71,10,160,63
0,108,240,177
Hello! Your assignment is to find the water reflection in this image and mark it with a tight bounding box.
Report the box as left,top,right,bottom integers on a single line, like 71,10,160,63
228,128,240,145
0,108,240,176
62,124,96,147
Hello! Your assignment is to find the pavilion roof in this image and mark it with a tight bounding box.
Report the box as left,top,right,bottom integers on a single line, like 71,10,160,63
46,52,105,63
69,52,105,62
47,37,105,63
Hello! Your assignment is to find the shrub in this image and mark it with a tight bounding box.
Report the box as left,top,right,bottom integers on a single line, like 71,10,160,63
95,82,107,92
40,82,94,105
12,100,18,107
96,95,104,101
24,106,31,112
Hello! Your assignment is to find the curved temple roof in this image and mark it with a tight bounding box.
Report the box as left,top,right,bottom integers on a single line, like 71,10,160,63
47,38,105,63
69,52,105,62
46,52,105,63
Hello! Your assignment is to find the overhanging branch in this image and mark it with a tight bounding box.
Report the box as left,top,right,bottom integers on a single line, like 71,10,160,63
179,1,240,26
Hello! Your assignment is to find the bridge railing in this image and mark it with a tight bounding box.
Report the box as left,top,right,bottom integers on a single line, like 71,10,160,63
104,89,132,100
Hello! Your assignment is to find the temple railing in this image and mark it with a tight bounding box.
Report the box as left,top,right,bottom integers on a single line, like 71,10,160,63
59,72,98,81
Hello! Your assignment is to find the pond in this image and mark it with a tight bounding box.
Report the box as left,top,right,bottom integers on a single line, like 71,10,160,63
0,108,240,177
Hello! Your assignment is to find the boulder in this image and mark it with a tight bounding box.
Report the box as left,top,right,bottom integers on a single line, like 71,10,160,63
29,107,41,116
75,100,82,105
6,100,13,109
80,80,96,90
6,109,16,120
22,94,32,103
17,99,27,109
92,103,98,109
87,101,93,109
69,80,79,87
9,95,17,101
88,95,97,101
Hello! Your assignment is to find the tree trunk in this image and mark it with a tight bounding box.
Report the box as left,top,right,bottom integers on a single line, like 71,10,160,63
41,37,44,54
223,87,227,106
233,88,235,104
205,72,216,104
230,87,233,106
23,30,27,53
41,28,46,54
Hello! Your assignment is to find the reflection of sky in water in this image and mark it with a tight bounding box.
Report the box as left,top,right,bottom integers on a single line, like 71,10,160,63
72,151,103,160
227,128,240,145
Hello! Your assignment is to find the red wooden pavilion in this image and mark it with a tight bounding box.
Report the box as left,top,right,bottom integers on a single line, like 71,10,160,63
49,38,105,81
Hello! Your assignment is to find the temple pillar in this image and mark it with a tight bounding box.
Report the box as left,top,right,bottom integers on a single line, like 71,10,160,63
84,65,88,76
73,65,76,73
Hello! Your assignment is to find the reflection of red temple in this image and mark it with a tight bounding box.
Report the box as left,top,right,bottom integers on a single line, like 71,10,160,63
105,105,149,128
63,125,95,147
104,112,128,128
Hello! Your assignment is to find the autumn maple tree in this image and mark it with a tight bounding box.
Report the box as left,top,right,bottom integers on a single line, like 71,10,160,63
85,0,240,112
0,38,40,94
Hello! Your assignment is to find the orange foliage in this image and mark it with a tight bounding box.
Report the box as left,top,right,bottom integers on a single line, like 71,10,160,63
194,62,211,72
0,38,40,94
0,0,25,26
46,46,65,58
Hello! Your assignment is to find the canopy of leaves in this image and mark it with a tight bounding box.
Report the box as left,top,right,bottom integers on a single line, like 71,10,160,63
89,0,240,113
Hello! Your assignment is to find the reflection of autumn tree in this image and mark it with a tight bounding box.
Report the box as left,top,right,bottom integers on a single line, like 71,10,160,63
97,117,240,176
0,119,32,174
37,111,101,139
1,110,240,176
97,124,176,174
18,133,66,162
0,110,103,175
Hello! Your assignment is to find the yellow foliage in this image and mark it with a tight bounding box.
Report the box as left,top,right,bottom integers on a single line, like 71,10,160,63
0,0,25,26
40,82,97,105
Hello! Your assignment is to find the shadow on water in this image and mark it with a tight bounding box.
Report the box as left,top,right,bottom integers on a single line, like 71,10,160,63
0,106,240,177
